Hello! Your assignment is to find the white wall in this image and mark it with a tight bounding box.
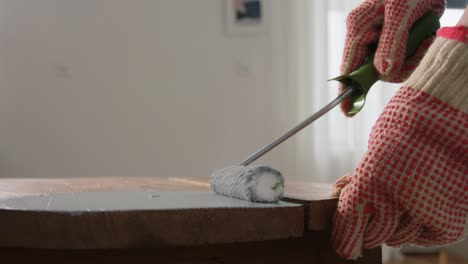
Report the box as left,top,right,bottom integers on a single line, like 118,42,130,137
0,0,296,178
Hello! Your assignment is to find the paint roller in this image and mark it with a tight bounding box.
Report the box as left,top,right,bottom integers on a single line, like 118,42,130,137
211,12,441,203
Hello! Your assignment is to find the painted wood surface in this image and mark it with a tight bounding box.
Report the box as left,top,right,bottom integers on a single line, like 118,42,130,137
0,177,304,248
0,177,339,234
0,177,337,248
0,190,299,211
0,177,382,263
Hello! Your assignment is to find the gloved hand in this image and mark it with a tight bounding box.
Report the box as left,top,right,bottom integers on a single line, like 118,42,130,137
332,26,468,260
340,0,445,115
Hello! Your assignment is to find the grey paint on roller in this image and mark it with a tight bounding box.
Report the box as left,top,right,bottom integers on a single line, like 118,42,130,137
210,165,284,203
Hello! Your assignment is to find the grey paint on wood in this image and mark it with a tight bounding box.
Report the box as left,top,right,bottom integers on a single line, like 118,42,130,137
0,190,300,212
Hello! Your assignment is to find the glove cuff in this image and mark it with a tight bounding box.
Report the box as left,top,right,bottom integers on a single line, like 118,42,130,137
405,26,468,113
438,26,468,43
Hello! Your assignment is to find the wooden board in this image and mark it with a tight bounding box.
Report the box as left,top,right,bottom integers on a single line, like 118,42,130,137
0,178,303,249
0,177,340,237
0,177,382,263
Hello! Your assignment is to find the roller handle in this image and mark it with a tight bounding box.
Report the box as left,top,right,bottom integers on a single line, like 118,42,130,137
332,12,441,116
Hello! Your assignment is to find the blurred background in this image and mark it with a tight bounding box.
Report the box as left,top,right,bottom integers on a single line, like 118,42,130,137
0,0,462,181
0,0,465,262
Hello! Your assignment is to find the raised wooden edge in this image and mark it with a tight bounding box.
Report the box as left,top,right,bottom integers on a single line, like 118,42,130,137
282,197,337,231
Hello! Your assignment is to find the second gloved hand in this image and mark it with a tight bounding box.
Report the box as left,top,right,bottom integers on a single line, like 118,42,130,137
340,0,445,116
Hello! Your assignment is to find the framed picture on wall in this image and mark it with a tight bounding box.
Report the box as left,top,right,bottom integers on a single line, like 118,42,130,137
225,0,270,34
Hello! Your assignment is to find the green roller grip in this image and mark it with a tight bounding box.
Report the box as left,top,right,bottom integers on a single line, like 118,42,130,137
332,12,441,116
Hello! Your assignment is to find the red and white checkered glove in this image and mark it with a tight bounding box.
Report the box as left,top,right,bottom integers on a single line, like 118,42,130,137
340,0,445,115
332,26,468,260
